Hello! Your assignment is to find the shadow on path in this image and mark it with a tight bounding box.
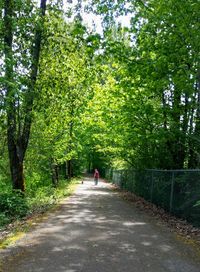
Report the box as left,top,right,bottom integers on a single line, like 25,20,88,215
1,178,200,272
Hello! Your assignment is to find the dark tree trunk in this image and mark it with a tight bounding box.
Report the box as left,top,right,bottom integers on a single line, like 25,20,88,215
188,103,196,168
162,91,168,130
51,161,59,187
8,141,25,191
189,68,200,168
174,93,189,168
66,115,74,179
169,87,185,169
88,160,92,173
67,160,73,179
4,0,47,191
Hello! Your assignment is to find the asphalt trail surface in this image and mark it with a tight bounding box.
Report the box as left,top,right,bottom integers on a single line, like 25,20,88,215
1,178,200,272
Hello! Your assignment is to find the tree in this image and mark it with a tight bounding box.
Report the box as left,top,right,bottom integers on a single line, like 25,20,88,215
27,14,98,184
82,0,200,170
3,0,47,191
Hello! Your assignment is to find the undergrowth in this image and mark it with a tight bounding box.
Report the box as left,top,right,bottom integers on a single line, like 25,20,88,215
0,178,79,229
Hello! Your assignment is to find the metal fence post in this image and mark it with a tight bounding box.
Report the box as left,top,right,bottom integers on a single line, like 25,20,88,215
131,170,134,193
170,171,175,213
120,170,122,188
150,171,154,202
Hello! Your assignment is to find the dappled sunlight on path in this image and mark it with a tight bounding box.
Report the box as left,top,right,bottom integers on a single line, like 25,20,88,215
1,178,200,272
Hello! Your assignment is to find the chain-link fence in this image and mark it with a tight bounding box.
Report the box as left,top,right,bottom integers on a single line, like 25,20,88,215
106,169,200,227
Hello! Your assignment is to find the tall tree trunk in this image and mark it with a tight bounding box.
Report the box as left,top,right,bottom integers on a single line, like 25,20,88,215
188,101,195,168
51,160,59,187
195,69,200,133
189,68,200,168
3,0,24,190
4,0,47,191
88,160,92,173
67,160,73,179
170,87,185,168
162,91,168,130
66,116,74,179
176,93,189,168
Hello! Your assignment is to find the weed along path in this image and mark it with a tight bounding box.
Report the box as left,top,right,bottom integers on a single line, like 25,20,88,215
1,178,200,272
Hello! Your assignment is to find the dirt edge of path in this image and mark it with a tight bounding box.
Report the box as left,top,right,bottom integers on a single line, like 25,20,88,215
0,181,79,249
106,181,200,252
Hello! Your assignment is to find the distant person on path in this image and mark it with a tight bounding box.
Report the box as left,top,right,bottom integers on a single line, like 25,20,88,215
94,169,99,185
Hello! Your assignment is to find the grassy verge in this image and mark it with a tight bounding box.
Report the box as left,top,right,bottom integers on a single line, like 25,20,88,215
0,178,80,249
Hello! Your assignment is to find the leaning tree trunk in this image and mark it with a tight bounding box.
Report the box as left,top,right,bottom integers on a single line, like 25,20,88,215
4,0,47,191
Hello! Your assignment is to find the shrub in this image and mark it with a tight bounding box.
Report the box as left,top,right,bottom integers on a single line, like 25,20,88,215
0,212,11,227
0,191,29,219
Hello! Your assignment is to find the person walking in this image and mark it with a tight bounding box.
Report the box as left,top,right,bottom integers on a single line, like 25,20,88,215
94,169,99,185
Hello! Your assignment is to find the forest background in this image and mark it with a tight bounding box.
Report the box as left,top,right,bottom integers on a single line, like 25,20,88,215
0,0,200,227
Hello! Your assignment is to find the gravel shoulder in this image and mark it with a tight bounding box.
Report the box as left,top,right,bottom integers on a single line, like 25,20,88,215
0,178,200,272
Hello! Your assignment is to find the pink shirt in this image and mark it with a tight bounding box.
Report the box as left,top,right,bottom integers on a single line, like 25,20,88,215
94,171,99,178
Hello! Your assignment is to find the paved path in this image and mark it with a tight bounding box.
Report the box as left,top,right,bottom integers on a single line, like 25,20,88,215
1,178,200,272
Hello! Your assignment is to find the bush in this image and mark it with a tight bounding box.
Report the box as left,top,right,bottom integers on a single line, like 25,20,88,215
0,212,11,227
0,191,29,219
